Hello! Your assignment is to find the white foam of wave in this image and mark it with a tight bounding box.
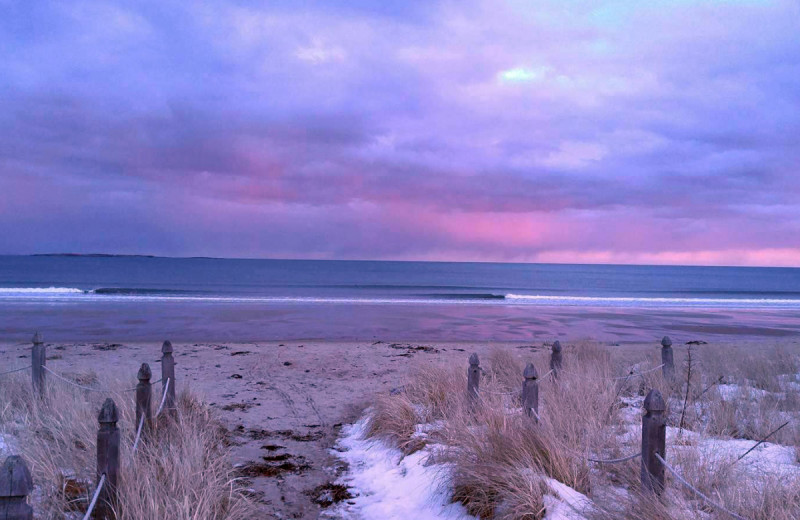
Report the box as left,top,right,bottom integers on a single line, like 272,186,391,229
1,289,800,309
0,287,84,294
504,294,800,306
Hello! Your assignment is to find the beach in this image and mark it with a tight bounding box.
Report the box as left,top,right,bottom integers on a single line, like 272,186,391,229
3,335,798,518
2,257,800,517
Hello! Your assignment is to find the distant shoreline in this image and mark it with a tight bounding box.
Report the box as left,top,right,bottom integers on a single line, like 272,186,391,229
7,253,799,270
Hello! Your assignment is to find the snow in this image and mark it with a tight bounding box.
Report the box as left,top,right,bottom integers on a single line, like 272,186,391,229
326,416,478,520
717,384,776,401
669,428,800,479
328,416,594,520
543,478,590,520
784,381,800,392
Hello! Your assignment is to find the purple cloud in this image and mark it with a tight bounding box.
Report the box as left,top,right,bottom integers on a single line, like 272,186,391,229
1,1,799,265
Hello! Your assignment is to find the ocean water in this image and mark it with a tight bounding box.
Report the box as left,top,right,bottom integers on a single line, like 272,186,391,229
1,255,799,342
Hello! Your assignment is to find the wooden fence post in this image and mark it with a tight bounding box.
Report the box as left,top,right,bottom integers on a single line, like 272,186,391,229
522,363,539,421
641,389,666,495
135,363,152,438
96,398,120,520
31,332,45,399
161,341,176,416
0,455,33,520
467,353,480,401
549,340,562,377
661,336,674,382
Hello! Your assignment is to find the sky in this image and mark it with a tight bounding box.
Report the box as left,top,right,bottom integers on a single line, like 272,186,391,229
1,1,799,266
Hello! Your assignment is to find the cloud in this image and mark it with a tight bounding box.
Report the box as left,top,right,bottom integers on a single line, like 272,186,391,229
0,0,799,265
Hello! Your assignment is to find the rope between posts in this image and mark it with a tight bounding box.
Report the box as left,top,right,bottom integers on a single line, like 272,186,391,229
538,369,555,381
44,366,112,392
43,365,155,393
0,364,31,376
82,473,106,520
558,363,664,381
587,451,641,464
482,370,556,396
131,414,146,455
483,389,516,395
655,454,751,520
156,378,171,416
610,364,665,380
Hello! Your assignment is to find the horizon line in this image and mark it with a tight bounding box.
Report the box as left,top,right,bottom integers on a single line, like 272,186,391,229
2,252,798,270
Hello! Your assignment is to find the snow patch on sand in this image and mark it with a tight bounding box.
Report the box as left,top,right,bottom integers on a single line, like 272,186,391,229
326,416,477,520
327,416,593,520
543,478,591,520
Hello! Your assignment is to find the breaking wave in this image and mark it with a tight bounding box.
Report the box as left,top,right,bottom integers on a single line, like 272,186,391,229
0,287,85,294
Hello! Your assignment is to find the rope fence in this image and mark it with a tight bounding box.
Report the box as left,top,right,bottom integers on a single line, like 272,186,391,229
2,335,792,519
82,473,106,520
587,451,641,464
559,363,665,381
39,365,161,393
655,454,751,520
156,378,171,416
610,363,665,380
43,366,115,393
465,342,793,520
131,414,146,455
0,364,31,376
1,334,180,519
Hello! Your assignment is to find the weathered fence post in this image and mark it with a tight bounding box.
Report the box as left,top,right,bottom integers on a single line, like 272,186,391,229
661,336,674,382
135,363,153,438
641,389,666,495
161,340,176,416
96,398,120,520
0,455,33,520
31,332,45,398
467,353,480,401
549,340,562,377
522,363,539,421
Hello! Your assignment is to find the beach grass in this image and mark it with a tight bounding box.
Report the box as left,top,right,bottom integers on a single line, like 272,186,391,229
364,342,800,520
0,371,258,519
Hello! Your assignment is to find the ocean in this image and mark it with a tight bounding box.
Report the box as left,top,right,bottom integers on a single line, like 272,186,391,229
1,255,799,342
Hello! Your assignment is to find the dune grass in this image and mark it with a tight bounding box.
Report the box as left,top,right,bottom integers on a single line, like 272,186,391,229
0,370,258,519
364,342,800,520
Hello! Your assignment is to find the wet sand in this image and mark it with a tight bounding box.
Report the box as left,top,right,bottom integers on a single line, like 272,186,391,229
2,336,799,518
3,303,800,344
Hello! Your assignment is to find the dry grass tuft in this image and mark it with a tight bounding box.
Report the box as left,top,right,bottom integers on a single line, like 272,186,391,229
365,392,422,454
0,371,258,519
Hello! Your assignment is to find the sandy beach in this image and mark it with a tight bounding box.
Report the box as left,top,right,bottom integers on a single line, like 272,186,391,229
3,335,798,518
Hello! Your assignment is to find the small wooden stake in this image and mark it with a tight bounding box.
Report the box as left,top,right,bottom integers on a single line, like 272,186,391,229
522,363,539,421
96,398,120,519
31,332,45,399
161,340,176,417
0,455,34,520
135,363,153,439
467,353,480,401
661,336,675,382
549,340,562,377
641,389,666,495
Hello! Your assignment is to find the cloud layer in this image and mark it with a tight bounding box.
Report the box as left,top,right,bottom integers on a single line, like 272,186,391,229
2,0,799,265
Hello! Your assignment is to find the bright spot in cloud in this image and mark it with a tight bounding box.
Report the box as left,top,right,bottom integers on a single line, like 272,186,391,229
498,66,549,83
